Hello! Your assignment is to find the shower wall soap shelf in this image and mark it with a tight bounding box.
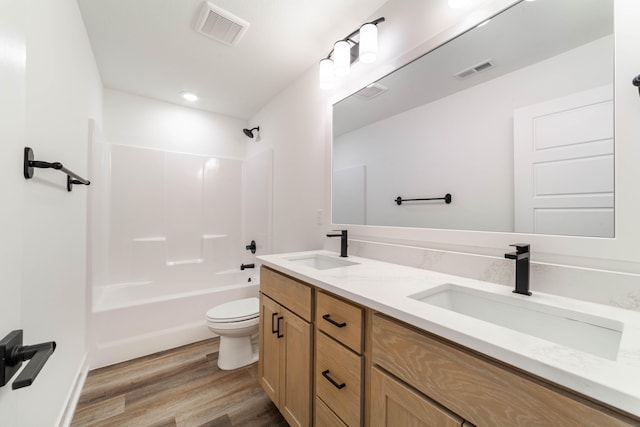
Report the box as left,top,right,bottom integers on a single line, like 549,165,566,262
23,147,90,191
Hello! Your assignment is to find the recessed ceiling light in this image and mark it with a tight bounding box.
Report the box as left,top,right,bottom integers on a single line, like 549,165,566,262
182,92,198,101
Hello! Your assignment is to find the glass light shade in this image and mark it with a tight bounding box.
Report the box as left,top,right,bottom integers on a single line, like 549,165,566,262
319,58,334,90
448,0,470,8
359,23,378,64
333,40,351,76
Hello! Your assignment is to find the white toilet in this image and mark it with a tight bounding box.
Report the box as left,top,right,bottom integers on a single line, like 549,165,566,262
206,297,260,370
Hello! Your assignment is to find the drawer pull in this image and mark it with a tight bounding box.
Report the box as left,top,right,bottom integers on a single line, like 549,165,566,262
271,312,278,334
322,314,347,328
276,316,284,338
322,370,346,389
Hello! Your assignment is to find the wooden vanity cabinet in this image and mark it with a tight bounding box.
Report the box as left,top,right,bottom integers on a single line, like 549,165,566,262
371,313,637,427
259,266,639,427
259,267,312,427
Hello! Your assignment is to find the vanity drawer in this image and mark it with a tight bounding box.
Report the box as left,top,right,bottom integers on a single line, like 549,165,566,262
315,397,347,427
316,291,363,353
316,332,362,427
372,314,632,427
260,266,311,321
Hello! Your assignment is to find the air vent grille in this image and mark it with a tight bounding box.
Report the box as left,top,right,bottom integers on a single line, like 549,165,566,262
355,83,388,100
196,2,249,46
454,59,494,79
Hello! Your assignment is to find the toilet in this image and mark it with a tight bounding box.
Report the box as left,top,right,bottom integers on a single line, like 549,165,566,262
206,297,260,370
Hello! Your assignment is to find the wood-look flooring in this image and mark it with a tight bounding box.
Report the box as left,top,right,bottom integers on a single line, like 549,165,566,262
71,338,287,427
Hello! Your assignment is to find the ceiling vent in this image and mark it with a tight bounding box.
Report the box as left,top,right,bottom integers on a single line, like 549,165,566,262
355,83,388,100
196,2,250,46
454,59,494,79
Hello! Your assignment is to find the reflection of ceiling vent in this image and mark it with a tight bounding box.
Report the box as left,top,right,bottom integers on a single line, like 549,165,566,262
454,59,494,79
355,83,388,100
196,2,250,46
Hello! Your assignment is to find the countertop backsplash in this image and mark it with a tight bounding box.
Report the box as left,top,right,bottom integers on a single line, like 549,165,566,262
325,238,640,312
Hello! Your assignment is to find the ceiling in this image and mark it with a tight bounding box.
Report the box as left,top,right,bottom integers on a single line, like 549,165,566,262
77,0,389,120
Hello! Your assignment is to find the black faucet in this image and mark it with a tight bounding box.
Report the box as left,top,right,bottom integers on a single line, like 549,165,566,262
504,244,531,296
240,263,255,270
326,230,348,257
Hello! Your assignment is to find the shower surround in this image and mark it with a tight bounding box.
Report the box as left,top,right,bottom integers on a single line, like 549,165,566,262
88,115,270,368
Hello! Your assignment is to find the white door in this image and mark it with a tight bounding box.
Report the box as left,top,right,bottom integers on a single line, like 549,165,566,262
513,85,614,237
0,0,31,415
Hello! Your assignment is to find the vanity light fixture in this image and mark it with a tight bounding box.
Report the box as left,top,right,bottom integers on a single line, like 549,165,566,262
181,92,198,101
318,17,385,91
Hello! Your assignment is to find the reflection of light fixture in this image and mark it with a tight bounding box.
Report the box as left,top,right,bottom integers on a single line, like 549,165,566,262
182,92,198,101
318,17,385,90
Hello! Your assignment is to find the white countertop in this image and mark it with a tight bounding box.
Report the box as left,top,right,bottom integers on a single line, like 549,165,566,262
257,250,640,418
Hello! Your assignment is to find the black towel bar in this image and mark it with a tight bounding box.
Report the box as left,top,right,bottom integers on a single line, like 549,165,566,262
395,193,452,205
23,147,90,192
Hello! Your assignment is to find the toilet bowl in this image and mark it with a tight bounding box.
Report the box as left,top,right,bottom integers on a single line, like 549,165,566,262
206,297,260,370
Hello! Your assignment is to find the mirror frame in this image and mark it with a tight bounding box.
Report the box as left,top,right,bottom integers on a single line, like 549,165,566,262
325,0,640,272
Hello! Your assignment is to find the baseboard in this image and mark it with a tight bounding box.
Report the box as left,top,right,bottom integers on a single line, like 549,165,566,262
56,353,89,427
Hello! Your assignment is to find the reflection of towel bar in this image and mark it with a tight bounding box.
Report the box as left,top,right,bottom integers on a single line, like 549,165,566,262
395,193,452,205
23,147,90,192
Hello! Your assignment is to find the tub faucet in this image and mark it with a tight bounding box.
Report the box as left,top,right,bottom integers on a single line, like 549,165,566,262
240,263,255,270
504,244,531,296
326,230,348,257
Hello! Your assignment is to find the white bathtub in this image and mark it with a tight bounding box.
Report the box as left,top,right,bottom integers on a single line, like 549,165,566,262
89,270,259,368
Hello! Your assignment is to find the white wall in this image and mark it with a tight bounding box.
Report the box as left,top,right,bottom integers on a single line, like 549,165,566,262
333,36,612,231
248,70,331,253
0,0,103,425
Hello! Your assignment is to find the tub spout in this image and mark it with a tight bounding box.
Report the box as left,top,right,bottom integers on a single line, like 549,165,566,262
240,263,255,270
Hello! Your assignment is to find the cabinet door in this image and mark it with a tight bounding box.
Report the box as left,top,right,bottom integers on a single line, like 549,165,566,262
370,367,463,427
280,306,312,427
259,294,281,405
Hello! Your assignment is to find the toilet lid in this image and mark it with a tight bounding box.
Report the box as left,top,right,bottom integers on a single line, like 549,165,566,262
207,297,259,322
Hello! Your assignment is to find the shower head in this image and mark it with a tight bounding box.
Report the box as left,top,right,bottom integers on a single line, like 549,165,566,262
243,126,260,138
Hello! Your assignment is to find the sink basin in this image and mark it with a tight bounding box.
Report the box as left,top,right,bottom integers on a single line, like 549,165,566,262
287,254,359,270
410,284,623,360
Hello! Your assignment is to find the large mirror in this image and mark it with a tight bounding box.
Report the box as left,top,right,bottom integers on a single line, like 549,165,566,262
332,0,614,237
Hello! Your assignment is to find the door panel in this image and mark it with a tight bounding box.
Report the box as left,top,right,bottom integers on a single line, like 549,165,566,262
280,307,312,427
514,85,614,237
259,294,280,404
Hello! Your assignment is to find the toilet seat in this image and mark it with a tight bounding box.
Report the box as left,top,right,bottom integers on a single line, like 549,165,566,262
207,297,259,323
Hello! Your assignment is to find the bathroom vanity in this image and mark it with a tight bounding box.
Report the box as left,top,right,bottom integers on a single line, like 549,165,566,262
257,251,640,427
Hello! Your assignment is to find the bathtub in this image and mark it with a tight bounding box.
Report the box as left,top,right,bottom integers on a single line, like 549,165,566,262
89,269,259,368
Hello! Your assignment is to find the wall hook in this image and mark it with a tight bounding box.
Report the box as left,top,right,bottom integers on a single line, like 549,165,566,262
633,74,640,96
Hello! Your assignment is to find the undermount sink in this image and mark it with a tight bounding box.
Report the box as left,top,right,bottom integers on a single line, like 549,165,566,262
287,254,359,270
410,284,623,360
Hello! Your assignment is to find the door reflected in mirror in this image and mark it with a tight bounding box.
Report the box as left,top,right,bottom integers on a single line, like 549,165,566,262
332,0,614,237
